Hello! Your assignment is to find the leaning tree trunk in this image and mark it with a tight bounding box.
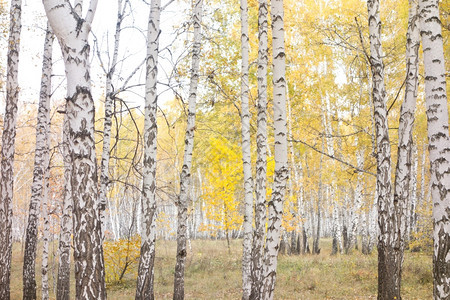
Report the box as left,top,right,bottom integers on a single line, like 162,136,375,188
173,1,203,299
367,0,396,298
0,1,22,299
42,1,106,299
57,113,72,300
260,0,288,298
418,0,450,297
135,0,161,298
392,0,420,295
22,23,53,300
250,0,269,297
240,0,254,297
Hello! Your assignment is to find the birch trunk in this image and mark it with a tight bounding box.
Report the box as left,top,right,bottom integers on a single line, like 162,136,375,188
418,0,450,297
350,142,364,252
250,0,268,296
261,0,288,297
391,0,420,292
42,1,106,298
367,0,397,297
135,0,161,298
57,113,72,300
173,1,203,298
240,0,253,297
41,163,50,300
22,23,53,300
99,0,127,232
0,1,22,298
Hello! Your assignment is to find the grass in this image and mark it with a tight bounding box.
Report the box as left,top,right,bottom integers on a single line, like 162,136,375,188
10,238,432,299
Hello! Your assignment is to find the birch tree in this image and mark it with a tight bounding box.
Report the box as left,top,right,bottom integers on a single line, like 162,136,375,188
173,0,203,298
240,0,253,297
98,0,128,232
135,0,161,298
22,23,54,300
42,1,106,298
0,1,22,298
250,0,268,296
261,0,288,297
366,0,396,297
418,0,450,297
57,113,72,300
392,0,420,295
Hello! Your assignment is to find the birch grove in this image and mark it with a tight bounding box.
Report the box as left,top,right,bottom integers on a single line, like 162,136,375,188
0,0,448,298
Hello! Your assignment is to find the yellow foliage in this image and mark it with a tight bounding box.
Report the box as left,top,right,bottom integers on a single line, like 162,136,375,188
103,236,141,284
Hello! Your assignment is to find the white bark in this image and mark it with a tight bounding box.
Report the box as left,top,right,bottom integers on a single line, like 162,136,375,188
367,0,397,297
99,0,127,234
41,163,50,300
174,1,203,298
0,1,22,299
240,0,253,297
135,0,161,298
42,1,106,298
57,113,72,300
391,0,420,293
418,0,450,297
350,139,364,252
251,0,268,296
22,24,53,300
261,0,288,298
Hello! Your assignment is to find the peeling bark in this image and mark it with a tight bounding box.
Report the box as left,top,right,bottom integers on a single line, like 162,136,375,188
240,0,253,297
260,0,288,297
250,0,268,296
42,1,106,298
0,1,22,299
392,0,420,295
23,23,53,300
418,0,450,297
173,0,203,298
135,0,161,298
366,0,397,298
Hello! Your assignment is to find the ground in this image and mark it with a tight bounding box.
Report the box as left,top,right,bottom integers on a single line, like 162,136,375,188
10,238,432,299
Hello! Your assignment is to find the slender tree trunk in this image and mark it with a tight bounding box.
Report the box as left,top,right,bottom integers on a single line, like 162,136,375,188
57,113,72,300
261,0,288,297
22,23,53,300
314,157,322,255
367,1,397,298
135,0,161,298
350,141,364,252
99,0,127,233
43,1,106,298
0,1,22,299
41,164,50,300
173,1,203,298
250,0,268,296
418,0,450,297
240,0,253,297
392,0,420,294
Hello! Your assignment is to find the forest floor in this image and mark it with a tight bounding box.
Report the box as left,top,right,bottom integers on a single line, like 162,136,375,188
10,238,432,299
